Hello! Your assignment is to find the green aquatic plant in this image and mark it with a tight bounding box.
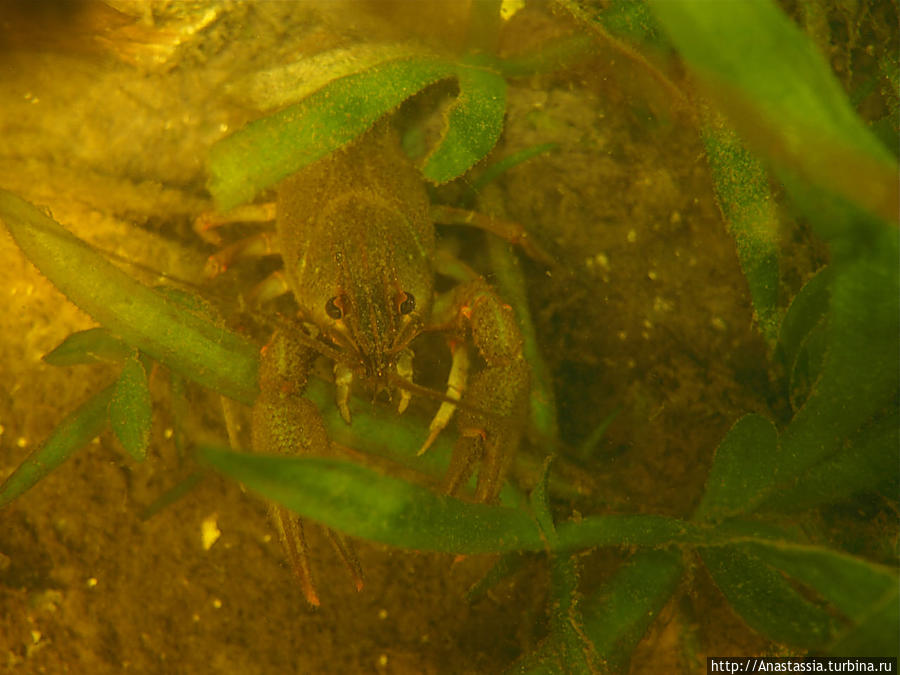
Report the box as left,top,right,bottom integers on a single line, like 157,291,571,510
207,17,591,210
1,0,898,671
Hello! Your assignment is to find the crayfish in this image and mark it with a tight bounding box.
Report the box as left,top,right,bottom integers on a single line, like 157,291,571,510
199,122,536,606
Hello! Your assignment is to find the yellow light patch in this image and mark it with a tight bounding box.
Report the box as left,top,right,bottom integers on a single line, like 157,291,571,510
500,0,525,21
201,514,221,551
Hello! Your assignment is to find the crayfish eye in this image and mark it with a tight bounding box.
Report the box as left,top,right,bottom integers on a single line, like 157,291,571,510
325,296,343,320
398,292,416,315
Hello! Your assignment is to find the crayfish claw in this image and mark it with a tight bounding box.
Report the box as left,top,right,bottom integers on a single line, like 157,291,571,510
418,344,469,455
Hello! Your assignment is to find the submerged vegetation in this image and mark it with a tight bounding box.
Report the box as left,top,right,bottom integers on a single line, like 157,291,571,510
0,1,897,672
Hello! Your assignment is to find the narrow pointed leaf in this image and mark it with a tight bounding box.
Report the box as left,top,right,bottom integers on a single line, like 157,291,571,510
0,385,113,508
556,513,702,549
209,57,458,210
548,553,597,674
109,353,152,461
466,552,529,603
197,445,544,554
528,458,556,542
650,0,896,223
776,267,832,383
0,190,259,405
776,253,899,481
231,43,439,112
582,549,683,669
43,327,131,366
734,540,899,656
198,446,735,555
649,0,891,162
487,232,558,440
740,542,897,621
514,549,684,674
701,117,779,346
828,588,899,657
761,409,898,512
702,546,835,648
694,414,779,522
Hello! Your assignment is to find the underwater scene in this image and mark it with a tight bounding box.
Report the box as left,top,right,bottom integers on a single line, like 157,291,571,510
0,1,897,673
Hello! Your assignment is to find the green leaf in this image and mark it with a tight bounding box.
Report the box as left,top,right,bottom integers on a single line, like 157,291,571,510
701,116,780,346
528,458,557,543
155,286,222,321
740,542,897,621
589,1,662,46
650,0,896,223
548,553,597,674
422,64,507,184
522,463,598,671
777,267,832,380
109,353,152,461
787,315,828,411
208,57,458,210
230,43,441,112
777,267,833,411
0,190,259,405
486,230,558,441
0,385,113,508
582,549,683,669
828,587,899,657
761,407,898,512
197,446,733,555
514,549,684,674
555,513,715,550
494,33,597,78
466,142,559,204
650,0,890,160
647,1,899,526
466,551,529,603
140,471,205,521
43,327,131,366
192,447,816,554
693,414,779,523
196,445,544,554
736,540,899,656
701,546,835,648
776,251,900,482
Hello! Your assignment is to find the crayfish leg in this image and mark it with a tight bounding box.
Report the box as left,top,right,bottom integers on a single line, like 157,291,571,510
204,231,277,278
193,202,276,245
324,529,364,593
252,328,364,605
269,505,319,606
430,204,556,268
